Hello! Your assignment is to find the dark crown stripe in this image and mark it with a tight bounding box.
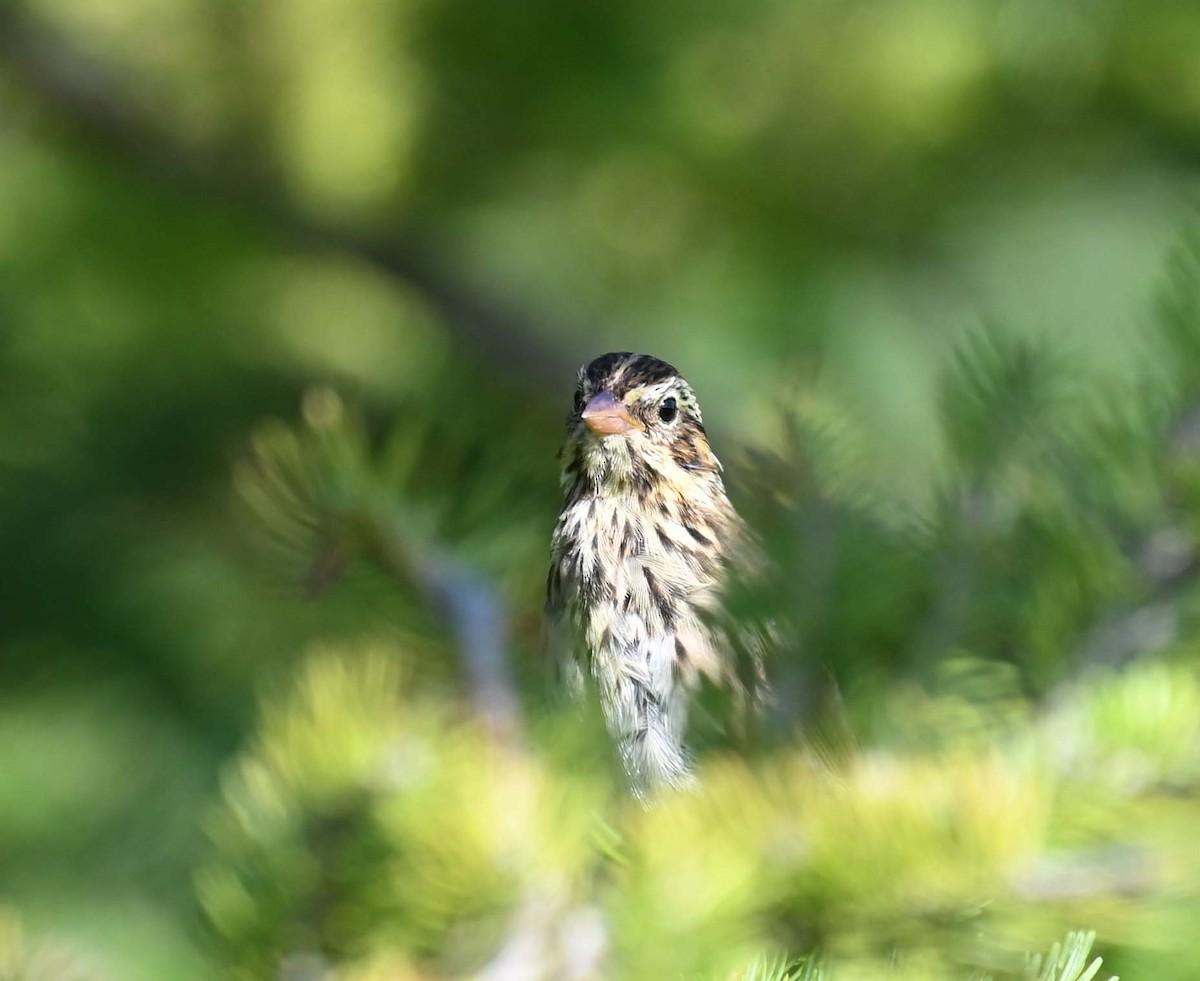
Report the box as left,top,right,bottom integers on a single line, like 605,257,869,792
584,352,680,397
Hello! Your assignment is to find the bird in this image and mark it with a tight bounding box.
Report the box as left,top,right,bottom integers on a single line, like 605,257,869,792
545,352,759,794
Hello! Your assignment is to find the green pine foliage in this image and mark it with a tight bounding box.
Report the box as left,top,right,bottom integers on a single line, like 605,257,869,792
198,640,1166,978
1023,932,1115,981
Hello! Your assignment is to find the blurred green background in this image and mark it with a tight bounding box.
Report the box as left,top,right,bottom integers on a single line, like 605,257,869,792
4,0,1200,977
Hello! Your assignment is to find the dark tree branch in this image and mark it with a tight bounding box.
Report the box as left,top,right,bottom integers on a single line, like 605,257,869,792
0,1,577,391
359,507,522,740
1062,405,1200,679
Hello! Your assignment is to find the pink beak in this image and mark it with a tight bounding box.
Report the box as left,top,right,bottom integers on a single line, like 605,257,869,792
582,390,642,435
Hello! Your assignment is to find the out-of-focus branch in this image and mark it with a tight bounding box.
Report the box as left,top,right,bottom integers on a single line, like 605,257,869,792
0,2,576,390
1064,403,1200,677
359,508,522,741
240,391,523,739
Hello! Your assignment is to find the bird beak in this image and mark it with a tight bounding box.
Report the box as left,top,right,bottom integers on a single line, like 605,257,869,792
582,390,643,434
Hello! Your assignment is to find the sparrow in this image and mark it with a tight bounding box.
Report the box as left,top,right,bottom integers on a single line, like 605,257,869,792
545,352,755,794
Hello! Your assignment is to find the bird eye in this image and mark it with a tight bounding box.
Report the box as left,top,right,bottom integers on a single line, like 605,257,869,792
658,397,678,423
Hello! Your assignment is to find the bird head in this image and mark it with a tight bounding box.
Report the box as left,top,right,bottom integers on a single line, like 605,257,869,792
561,352,721,495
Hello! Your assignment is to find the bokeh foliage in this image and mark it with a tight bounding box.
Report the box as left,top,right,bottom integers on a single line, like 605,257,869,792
4,0,1200,976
